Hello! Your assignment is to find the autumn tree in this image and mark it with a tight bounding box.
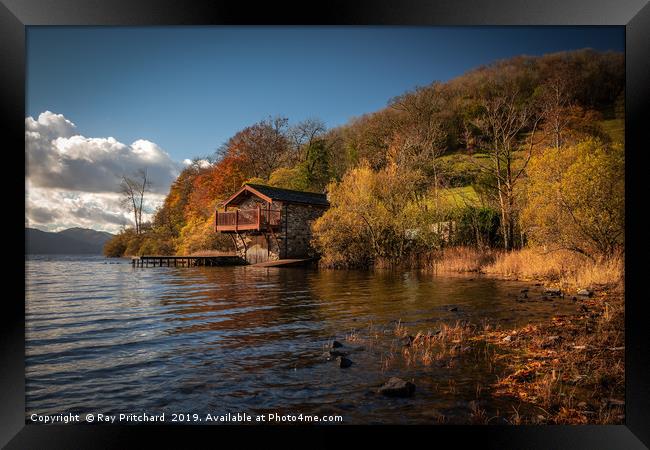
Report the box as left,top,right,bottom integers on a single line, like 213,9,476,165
521,138,624,258
342,109,401,170
536,75,574,149
312,163,441,268
389,83,448,193
470,74,542,250
220,116,292,180
285,118,333,191
268,167,310,191
288,118,327,163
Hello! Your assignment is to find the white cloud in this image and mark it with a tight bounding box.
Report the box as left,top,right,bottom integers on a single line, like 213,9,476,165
25,111,182,233
26,181,168,233
183,158,212,168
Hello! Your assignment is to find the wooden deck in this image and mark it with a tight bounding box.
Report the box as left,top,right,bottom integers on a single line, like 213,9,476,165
132,255,245,267
215,207,281,232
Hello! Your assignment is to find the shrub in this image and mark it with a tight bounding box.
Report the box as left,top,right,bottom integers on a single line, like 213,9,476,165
103,228,136,257
521,138,624,258
312,163,443,268
176,217,234,255
450,205,501,248
428,246,497,273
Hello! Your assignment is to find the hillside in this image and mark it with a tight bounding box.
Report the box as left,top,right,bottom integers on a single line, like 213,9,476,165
103,48,624,257
26,227,114,255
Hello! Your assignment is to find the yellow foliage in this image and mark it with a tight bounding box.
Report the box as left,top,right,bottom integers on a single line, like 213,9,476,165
521,138,624,258
177,217,233,255
268,167,310,191
312,163,442,267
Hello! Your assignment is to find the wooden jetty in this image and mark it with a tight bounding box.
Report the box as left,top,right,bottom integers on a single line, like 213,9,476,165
132,255,245,267
250,258,316,268
132,255,315,268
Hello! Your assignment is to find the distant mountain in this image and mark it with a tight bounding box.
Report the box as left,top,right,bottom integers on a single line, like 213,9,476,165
26,227,114,255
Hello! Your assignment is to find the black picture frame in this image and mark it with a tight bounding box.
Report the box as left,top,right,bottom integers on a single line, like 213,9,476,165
3,0,649,447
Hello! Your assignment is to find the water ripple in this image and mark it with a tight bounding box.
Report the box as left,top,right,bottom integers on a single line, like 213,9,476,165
26,255,575,423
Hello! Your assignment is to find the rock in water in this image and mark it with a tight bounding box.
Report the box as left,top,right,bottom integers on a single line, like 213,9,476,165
337,356,353,368
378,377,416,398
543,287,562,296
329,349,348,358
331,340,344,348
577,289,593,297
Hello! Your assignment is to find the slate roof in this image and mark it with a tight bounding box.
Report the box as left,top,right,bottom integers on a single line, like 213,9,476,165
224,183,329,207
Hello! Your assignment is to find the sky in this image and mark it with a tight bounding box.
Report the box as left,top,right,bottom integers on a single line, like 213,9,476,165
25,26,624,233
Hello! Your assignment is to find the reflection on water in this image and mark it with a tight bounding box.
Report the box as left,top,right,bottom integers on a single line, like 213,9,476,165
26,255,575,424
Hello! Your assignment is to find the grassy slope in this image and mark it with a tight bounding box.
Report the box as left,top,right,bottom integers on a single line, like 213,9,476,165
599,119,624,144
439,186,480,207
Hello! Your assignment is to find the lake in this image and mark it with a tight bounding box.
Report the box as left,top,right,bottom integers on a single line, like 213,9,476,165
25,255,576,424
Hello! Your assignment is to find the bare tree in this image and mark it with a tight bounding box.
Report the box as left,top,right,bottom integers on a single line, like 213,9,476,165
120,168,152,234
288,118,327,163
470,80,542,250
390,84,448,198
538,76,573,149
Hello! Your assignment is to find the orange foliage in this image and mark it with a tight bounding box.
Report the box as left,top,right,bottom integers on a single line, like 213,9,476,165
185,155,247,220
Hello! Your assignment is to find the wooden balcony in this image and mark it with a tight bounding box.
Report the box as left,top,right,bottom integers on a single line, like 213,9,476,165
216,207,282,232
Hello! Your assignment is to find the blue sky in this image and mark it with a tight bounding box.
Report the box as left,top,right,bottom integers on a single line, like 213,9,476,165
27,26,624,162
25,26,624,233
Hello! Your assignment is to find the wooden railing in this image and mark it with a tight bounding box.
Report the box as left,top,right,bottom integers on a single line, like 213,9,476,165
216,206,281,232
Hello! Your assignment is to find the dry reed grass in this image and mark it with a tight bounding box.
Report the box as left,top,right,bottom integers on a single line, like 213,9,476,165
428,247,497,273
429,246,623,291
483,248,624,290
398,321,479,369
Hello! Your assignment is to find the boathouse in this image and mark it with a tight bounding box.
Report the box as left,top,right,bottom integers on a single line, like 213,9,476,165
215,184,329,264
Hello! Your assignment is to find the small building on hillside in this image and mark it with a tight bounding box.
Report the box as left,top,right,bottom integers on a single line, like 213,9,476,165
215,183,329,264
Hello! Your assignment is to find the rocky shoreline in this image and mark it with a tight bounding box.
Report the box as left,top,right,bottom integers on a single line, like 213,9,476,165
323,281,624,424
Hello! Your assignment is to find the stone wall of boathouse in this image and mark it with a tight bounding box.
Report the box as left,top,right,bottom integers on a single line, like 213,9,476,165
228,198,326,263
280,203,327,259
